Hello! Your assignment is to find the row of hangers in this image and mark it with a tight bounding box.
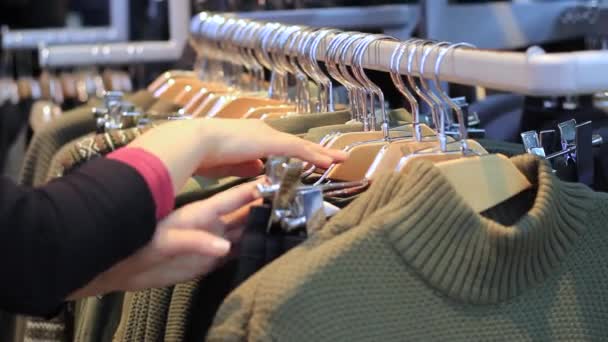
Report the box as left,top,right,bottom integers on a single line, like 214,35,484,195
0,49,133,108
128,12,532,219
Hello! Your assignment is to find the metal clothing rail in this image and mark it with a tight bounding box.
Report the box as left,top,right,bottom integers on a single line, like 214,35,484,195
190,12,608,97
38,0,191,67
237,5,419,39
2,0,129,50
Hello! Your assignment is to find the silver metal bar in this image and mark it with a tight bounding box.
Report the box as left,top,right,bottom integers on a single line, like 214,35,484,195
39,0,191,67
191,12,608,96
2,0,129,50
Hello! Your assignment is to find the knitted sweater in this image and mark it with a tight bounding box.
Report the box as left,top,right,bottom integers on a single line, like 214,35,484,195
19,100,100,186
207,155,608,341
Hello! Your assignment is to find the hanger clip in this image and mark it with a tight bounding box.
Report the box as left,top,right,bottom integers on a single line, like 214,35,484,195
444,97,485,138
521,130,547,157
93,91,144,133
523,119,602,186
256,157,329,234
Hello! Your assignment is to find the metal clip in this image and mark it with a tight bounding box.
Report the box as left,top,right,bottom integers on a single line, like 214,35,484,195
468,110,481,127
93,91,144,133
558,119,577,150
444,97,485,138
521,130,546,157
281,186,325,233
557,119,578,163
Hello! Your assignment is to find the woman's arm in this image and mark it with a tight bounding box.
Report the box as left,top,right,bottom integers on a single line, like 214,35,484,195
0,155,160,316
0,118,346,316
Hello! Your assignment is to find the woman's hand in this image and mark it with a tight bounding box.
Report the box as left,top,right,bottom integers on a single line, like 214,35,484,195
128,119,347,193
69,181,261,298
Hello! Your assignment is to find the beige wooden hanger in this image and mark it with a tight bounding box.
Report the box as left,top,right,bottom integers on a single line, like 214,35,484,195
311,34,423,182
398,42,531,213
155,78,206,101
101,69,115,91
186,89,230,116
59,72,77,101
398,146,532,213
209,96,285,118
174,77,231,105
244,105,295,119
324,124,450,182
147,70,197,93
366,39,454,180
17,77,42,102
39,71,64,105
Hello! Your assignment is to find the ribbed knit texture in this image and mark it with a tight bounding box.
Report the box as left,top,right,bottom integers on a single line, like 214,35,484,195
207,155,608,341
109,176,248,342
20,91,158,187
45,126,152,181
112,292,134,341
144,287,173,342
19,100,100,186
163,277,202,342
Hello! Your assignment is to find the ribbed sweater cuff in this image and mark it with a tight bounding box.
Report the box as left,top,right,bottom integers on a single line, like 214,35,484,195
108,148,175,220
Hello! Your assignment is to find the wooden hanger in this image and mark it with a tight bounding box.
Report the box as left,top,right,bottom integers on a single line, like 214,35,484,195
438,154,531,212
155,78,205,101
59,72,77,101
147,70,197,93
399,150,532,213
322,123,441,181
192,93,226,117
324,122,434,150
173,84,203,106
325,141,387,181
174,82,229,107
102,69,116,91
185,89,229,115
244,105,295,119
366,136,442,180
39,71,64,105
17,77,42,101
210,97,286,119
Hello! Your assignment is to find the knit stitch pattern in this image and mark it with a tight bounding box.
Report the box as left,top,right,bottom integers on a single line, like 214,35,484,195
208,155,608,341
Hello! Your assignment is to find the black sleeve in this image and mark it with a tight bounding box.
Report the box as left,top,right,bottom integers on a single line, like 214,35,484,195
0,157,157,316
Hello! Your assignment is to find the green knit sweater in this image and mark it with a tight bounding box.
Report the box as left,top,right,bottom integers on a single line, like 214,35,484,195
207,155,608,341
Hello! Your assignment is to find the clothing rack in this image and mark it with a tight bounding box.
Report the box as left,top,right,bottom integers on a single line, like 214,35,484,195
237,5,419,39
38,0,190,68
189,12,608,97
2,0,129,50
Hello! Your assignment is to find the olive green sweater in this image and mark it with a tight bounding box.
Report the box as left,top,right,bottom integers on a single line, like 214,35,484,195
208,155,608,341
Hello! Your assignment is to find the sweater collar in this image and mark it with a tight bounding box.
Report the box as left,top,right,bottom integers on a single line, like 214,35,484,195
362,155,595,304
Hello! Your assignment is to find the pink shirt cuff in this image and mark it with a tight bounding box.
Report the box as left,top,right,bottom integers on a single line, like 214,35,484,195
108,147,174,220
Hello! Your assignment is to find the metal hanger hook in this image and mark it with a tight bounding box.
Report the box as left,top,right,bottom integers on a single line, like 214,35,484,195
390,38,421,141
406,39,442,137
433,42,477,152
353,34,398,137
